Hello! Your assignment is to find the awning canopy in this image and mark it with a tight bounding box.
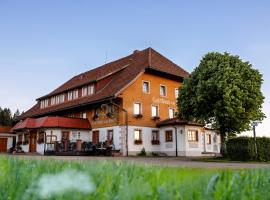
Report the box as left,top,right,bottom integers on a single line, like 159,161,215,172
12,116,91,131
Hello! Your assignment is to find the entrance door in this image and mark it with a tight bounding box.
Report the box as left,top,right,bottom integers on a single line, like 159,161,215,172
0,138,7,152
92,131,99,144
29,132,37,152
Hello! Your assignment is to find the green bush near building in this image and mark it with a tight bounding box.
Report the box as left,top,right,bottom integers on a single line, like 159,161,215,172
226,137,270,161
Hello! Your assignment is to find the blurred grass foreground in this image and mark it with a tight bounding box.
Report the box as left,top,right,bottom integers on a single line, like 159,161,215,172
0,156,269,200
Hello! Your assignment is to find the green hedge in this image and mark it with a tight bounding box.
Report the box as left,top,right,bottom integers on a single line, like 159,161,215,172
226,137,270,161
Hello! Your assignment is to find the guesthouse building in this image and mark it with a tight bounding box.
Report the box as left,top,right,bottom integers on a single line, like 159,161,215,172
13,48,220,156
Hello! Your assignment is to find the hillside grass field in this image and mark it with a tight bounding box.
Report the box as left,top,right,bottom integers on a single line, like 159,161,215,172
0,156,269,200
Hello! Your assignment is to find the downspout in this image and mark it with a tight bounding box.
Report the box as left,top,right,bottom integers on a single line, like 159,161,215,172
174,126,178,157
110,100,129,156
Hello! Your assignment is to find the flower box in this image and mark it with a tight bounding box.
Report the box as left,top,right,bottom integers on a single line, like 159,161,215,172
151,140,160,145
134,140,142,145
134,114,143,118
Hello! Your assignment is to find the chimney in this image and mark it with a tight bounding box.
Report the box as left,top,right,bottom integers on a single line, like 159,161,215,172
133,50,140,54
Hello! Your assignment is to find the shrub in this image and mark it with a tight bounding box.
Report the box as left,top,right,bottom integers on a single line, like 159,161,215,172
226,137,270,161
137,148,146,156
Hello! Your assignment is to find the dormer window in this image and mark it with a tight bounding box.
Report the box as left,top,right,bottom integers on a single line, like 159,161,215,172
40,99,49,109
51,96,56,105
68,91,73,101
88,84,95,95
82,84,95,97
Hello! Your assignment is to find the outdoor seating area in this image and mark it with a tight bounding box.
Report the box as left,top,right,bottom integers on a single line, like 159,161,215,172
45,140,114,156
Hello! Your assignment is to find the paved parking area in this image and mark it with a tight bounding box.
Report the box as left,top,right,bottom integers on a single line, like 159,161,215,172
8,154,270,169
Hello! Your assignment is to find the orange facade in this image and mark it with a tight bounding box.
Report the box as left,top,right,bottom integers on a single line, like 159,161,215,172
119,72,181,127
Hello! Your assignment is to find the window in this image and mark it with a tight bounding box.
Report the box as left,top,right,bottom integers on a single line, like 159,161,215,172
44,99,49,107
142,81,150,93
133,103,141,115
206,134,211,144
175,88,179,99
60,94,65,103
18,134,23,145
107,130,113,144
24,133,29,144
151,105,158,117
82,86,88,97
68,91,73,101
188,130,199,142
51,96,56,105
169,108,175,119
82,112,87,119
151,130,160,144
134,129,142,144
38,132,45,143
165,130,173,142
160,85,166,96
88,84,95,95
40,100,44,109
73,89,78,99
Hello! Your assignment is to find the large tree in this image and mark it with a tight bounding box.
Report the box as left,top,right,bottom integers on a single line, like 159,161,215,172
178,52,265,144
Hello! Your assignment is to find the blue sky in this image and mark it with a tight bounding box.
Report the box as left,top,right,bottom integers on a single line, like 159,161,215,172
0,1,269,135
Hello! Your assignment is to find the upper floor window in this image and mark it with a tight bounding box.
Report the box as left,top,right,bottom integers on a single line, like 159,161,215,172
82,112,87,119
165,130,173,142
40,99,49,109
151,105,158,117
73,89,78,99
68,91,73,101
88,84,95,95
160,85,166,96
51,96,56,105
82,84,95,97
55,94,65,104
175,88,179,99
169,108,175,119
142,81,150,94
188,130,199,142
133,102,142,115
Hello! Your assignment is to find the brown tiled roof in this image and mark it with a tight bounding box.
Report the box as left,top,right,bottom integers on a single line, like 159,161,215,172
20,48,189,119
13,116,91,131
0,126,12,133
156,118,203,127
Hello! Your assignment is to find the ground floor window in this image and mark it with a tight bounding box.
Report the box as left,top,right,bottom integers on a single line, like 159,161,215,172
17,134,23,145
206,134,211,144
165,130,173,142
134,129,142,144
107,130,113,145
151,130,160,145
188,130,199,142
23,133,29,145
38,132,45,144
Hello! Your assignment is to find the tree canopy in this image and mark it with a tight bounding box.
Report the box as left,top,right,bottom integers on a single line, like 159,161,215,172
0,107,21,126
178,52,265,138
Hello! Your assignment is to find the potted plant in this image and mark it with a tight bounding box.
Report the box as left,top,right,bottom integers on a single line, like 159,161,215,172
134,139,142,145
151,140,160,145
134,114,143,118
151,116,160,120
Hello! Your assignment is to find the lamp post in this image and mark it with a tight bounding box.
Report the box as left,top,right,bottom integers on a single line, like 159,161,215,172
251,121,258,159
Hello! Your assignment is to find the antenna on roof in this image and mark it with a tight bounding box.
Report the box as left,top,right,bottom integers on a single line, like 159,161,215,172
105,51,108,64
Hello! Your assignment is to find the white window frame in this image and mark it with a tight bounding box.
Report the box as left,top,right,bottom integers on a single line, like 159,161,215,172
151,105,159,117
133,102,142,115
160,84,167,97
134,129,142,141
51,96,56,105
169,108,175,119
68,91,73,101
82,86,88,97
175,88,179,99
88,84,95,95
142,80,150,94
73,89,78,99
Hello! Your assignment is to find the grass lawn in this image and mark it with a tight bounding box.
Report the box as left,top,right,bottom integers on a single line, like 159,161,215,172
0,156,270,200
